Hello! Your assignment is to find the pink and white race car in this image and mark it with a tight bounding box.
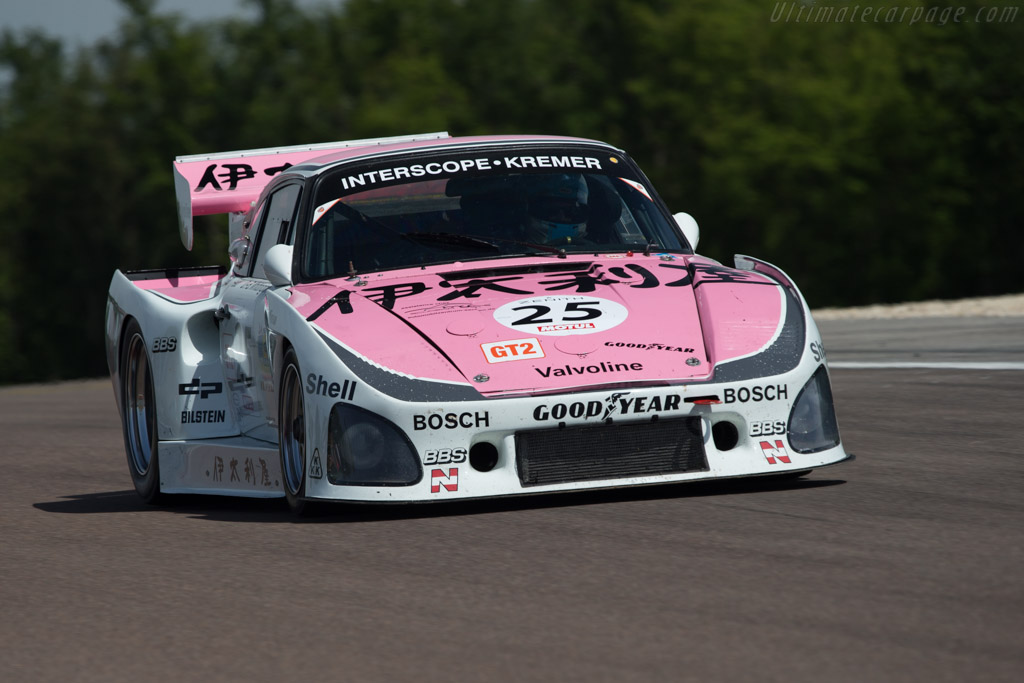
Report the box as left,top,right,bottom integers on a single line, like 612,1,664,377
106,132,850,513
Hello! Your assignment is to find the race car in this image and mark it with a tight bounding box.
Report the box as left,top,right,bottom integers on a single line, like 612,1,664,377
105,131,850,513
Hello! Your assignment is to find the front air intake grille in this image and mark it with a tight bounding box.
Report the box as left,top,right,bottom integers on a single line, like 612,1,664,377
515,417,708,487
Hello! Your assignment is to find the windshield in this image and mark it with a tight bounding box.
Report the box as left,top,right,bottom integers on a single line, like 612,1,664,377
303,146,688,281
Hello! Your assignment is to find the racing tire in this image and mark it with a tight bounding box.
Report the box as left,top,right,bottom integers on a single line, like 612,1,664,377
119,318,165,504
279,347,316,516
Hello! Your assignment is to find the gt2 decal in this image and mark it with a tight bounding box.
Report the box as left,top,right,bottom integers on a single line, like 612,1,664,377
604,341,695,353
481,338,545,364
535,362,642,378
152,337,177,353
414,412,490,430
306,373,357,401
430,468,459,493
810,340,827,363
422,448,468,465
749,421,786,437
760,440,792,465
723,385,788,403
494,296,628,336
305,263,772,320
533,394,683,421
179,379,223,399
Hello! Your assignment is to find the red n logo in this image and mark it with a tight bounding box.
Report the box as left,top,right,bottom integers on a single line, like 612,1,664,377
431,468,459,493
760,440,792,465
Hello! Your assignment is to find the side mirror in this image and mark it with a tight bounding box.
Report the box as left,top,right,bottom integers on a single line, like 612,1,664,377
673,212,700,251
228,236,250,272
264,244,294,287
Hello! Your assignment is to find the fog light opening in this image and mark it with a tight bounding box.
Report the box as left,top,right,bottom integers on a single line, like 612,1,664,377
469,442,499,472
712,421,739,451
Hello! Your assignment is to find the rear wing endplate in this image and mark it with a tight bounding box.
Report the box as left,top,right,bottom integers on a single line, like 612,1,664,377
172,132,450,250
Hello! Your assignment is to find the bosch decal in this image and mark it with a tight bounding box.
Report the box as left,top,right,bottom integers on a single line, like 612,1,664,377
723,385,788,403
481,338,545,364
414,412,491,431
430,468,459,493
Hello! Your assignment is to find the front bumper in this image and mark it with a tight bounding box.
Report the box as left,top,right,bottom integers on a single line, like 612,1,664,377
301,363,849,503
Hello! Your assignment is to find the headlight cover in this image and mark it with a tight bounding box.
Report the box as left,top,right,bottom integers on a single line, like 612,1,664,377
787,365,841,453
327,404,421,486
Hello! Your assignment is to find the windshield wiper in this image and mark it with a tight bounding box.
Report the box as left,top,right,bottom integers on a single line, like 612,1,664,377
402,232,502,252
406,232,567,258
459,233,566,258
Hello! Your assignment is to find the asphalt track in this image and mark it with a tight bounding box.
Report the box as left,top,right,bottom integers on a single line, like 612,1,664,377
2,317,1022,682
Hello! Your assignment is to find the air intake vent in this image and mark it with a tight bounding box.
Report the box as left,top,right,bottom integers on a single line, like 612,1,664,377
515,417,708,487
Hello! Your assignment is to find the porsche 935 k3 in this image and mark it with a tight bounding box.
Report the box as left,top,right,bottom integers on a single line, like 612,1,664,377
105,131,850,512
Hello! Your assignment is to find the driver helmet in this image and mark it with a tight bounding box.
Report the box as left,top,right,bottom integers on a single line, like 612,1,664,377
526,174,589,243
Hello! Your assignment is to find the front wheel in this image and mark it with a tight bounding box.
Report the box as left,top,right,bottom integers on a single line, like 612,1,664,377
279,347,314,515
119,319,164,504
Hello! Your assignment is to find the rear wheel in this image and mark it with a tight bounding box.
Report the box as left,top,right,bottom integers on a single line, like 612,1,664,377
279,347,313,515
119,319,164,504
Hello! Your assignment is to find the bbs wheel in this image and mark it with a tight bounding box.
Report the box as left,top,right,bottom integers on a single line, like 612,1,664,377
279,347,313,515
119,318,164,504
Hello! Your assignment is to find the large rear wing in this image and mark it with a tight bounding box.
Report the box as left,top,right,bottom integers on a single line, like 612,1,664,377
172,132,450,250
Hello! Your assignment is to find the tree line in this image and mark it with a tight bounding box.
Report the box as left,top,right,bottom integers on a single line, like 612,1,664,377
1,0,1021,384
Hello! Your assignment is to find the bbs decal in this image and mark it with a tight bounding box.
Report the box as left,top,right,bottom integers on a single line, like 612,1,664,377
152,337,177,353
749,420,786,437
493,295,627,336
422,448,468,465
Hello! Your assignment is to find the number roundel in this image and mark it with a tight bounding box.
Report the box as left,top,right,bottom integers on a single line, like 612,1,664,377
493,295,628,336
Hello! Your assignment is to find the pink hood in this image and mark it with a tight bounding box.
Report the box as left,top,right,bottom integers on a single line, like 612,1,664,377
289,254,783,397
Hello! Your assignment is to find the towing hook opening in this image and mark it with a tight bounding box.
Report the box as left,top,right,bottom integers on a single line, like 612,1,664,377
712,421,739,451
470,442,499,472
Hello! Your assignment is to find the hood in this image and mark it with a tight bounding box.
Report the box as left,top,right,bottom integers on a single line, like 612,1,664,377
290,254,783,397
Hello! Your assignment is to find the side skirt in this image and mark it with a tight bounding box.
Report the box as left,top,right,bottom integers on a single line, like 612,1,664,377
159,437,284,498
